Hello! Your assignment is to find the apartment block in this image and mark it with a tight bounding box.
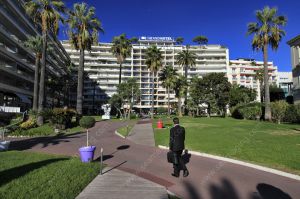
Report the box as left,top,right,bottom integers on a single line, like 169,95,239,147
287,35,300,104
0,0,70,111
62,37,229,113
228,58,278,101
278,72,293,97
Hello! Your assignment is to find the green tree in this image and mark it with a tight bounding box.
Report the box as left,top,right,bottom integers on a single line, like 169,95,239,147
176,46,196,114
67,2,103,116
271,100,288,124
269,84,285,102
175,37,184,45
192,35,208,45
117,78,140,119
111,34,133,84
145,45,163,119
109,94,123,119
255,67,264,102
174,75,188,117
229,84,257,107
159,65,178,117
247,6,287,121
25,0,65,125
24,36,43,112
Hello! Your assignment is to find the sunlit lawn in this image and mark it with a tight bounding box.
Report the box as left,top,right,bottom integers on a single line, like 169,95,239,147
154,117,300,175
0,151,101,199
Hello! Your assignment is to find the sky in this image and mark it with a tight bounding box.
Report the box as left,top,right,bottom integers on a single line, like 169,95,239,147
59,0,300,72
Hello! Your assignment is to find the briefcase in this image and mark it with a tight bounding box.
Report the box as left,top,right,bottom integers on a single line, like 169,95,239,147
167,151,178,164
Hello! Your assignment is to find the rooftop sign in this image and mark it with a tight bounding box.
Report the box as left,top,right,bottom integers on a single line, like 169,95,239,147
139,36,174,42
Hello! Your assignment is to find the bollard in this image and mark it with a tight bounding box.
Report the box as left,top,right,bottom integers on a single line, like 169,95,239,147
100,148,103,175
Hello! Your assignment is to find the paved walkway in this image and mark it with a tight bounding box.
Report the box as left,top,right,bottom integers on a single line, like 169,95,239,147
127,119,155,146
76,168,168,199
8,120,300,199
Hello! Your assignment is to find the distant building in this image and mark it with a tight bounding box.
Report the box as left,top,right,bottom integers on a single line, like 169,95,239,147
62,38,229,113
287,35,300,104
278,72,293,97
228,58,278,101
0,0,70,111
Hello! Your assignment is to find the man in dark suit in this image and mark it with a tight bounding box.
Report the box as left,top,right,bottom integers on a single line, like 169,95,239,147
169,117,189,177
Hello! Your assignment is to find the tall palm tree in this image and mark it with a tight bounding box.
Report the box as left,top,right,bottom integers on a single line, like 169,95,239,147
24,36,43,112
176,46,196,114
247,6,287,121
145,45,163,119
111,34,133,85
25,0,65,125
192,35,208,45
67,2,103,116
159,65,178,117
174,75,188,117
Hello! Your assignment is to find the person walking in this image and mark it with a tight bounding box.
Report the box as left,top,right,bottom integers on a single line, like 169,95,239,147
169,117,189,177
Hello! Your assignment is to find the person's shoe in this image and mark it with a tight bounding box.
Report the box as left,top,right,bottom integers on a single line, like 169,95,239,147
183,170,189,177
171,173,179,177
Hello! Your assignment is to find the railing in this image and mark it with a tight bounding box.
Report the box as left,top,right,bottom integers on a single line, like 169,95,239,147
0,106,20,113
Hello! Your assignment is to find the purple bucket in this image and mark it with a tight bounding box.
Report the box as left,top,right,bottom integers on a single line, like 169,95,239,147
79,146,96,162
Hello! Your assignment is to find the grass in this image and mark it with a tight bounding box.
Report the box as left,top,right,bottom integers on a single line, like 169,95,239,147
153,117,300,175
10,123,54,136
0,151,101,199
117,124,134,137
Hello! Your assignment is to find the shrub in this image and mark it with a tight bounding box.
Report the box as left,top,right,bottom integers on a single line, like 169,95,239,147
11,124,54,136
51,108,76,130
79,117,96,129
283,104,300,123
20,118,37,129
157,107,168,115
271,100,289,124
231,103,262,120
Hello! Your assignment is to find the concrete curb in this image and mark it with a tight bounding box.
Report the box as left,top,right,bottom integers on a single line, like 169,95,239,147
158,145,300,181
114,130,126,139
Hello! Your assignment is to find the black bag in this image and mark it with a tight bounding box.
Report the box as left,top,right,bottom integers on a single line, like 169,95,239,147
167,151,178,164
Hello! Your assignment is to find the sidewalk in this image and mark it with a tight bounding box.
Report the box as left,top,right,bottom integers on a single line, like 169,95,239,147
127,119,155,146
76,168,168,199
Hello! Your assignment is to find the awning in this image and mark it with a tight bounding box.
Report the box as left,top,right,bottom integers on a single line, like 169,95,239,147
15,93,31,104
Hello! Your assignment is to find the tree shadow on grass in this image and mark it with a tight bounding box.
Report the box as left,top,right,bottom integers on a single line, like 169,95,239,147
8,132,83,151
0,158,68,186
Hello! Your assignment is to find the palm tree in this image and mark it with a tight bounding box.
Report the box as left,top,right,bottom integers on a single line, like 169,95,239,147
67,2,103,117
111,34,133,85
176,46,196,114
145,45,163,119
247,6,287,121
174,75,188,117
175,37,184,45
159,65,178,117
25,0,65,125
192,35,208,45
24,36,43,112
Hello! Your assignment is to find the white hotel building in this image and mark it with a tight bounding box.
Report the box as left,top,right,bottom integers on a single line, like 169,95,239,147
62,37,229,113
228,58,278,101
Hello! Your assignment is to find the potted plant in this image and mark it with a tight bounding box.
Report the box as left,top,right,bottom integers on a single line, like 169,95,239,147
79,116,96,162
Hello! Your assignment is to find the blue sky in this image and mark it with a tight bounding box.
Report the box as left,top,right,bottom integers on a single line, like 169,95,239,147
60,0,300,72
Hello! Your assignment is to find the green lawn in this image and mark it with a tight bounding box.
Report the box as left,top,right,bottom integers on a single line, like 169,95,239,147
0,151,101,199
117,124,134,137
154,117,300,175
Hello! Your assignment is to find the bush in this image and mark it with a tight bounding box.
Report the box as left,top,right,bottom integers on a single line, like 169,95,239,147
283,104,300,123
231,103,262,120
271,100,289,124
11,124,54,136
20,118,37,129
79,117,96,129
50,108,76,130
157,107,168,115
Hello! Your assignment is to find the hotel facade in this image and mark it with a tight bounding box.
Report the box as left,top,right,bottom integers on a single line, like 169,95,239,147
227,58,278,101
62,37,229,112
0,0,70,111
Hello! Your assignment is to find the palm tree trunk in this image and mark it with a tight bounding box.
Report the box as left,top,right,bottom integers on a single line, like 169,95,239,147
37,31,47,126
263,43,271,121
184,65,188,115
167,86,170,117
33,55,40,112
151,71,155,119
119,63,122,84
76,49,84,116
178,96,182,117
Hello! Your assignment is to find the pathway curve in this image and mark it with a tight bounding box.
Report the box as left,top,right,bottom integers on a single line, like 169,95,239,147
127,119,155,146
9,120,300,199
